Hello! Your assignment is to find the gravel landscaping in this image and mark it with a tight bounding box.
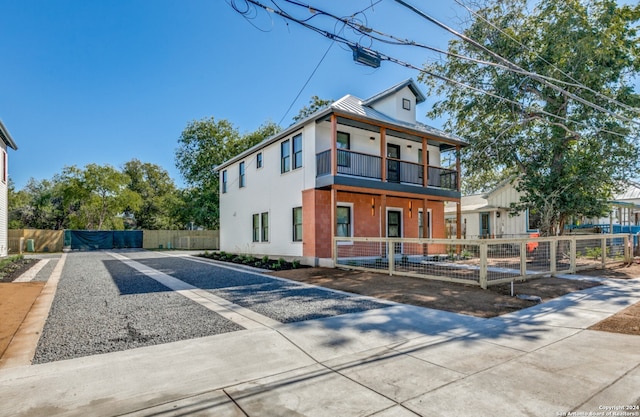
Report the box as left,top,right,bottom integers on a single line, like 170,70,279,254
130,254,389,323
33,252,243,364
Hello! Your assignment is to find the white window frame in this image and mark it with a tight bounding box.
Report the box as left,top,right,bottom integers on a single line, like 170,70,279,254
336,202,354,245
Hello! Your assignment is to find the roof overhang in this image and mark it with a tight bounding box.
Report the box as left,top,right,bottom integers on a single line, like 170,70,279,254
0,120,18,150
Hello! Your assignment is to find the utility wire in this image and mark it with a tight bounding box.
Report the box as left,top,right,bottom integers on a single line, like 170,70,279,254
278,40,335,125
276,0,640,122
452,0,640,115
392,0,640,126
231,0,633,138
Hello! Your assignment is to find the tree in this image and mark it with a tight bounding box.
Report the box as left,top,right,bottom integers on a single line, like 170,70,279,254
123,159,180,229
56,164,142,230
292,96,333,123
175,117,280,229
421,0,640,235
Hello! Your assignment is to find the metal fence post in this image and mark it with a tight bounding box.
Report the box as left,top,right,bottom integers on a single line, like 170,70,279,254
601,236,607,268
479,242,488,289
388,239,395,276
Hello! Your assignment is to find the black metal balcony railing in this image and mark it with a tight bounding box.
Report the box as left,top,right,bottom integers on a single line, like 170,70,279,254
316,149,458,191
428,166,457,189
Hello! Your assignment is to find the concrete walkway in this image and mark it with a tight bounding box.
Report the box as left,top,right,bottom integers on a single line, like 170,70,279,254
1,253,639,416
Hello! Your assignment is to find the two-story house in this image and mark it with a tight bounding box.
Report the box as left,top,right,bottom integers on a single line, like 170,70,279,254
216,79,467,266
0,120,18,257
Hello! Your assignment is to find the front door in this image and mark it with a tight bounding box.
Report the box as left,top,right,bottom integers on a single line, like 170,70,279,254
480,212,490,238
387,144,401,183
388,210,402,255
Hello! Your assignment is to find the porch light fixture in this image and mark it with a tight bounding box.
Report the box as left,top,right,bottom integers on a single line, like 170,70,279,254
370,136,375,141
407,144,412,148
371,198,375,216
409,201,413,218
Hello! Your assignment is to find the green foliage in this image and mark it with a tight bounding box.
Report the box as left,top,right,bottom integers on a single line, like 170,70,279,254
421,0,640,236
123,159,181,229
292,96,334,123
174,117,280,229
585,246,602,260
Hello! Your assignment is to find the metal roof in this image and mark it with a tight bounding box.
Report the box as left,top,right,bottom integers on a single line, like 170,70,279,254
215,82,466,171
0,120,18,150
614,181,640,201
361,78,426,105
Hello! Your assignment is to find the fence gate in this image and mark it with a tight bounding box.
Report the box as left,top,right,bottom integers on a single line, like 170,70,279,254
64,230,143,250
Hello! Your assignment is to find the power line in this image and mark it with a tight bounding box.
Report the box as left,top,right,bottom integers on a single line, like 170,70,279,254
392,0,640,127
278,40,335,126
230,0,635,139
452,0,640,115
273,0,640,124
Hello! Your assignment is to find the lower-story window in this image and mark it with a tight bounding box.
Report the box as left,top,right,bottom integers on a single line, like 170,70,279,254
292,207,303,242
252,214,260,242
252,212,269,242
336,206,352,237
261,212,269,242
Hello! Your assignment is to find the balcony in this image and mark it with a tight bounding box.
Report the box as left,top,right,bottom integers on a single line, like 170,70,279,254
316,149,458,191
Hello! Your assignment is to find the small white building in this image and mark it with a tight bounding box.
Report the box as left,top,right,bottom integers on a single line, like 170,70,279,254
0,120,18,257
445,179,540,239
216,79,467,266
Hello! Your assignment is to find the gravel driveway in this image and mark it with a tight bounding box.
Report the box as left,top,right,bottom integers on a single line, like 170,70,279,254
33,250,388,363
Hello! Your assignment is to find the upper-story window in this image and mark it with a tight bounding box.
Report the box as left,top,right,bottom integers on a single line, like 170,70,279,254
281,139,291,173
337,132,351,167
293,134,303,169
239,161,246,188
337,132,350,149
257,152,263,169
281,133,303,173
402,98,411,110
222,170,227,193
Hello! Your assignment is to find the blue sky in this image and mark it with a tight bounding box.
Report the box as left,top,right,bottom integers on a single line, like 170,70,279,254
0,0,466,189
1,1,637,190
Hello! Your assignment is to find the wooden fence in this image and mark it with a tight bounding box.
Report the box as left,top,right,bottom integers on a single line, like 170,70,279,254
8,229,219,253
334,234,631,289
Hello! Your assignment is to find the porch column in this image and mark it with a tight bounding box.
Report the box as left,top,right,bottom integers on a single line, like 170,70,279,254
456,201,462,239
381,194,387,238
380,127,387,182
422,198,429,238
456,145,461,192
331,114,338,176
422,137,428,187
331,187,337,263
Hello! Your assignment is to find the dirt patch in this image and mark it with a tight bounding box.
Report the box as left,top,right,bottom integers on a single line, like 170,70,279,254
269,267,600,318
0,282,45,358
577,261,640,280
589,302,640,336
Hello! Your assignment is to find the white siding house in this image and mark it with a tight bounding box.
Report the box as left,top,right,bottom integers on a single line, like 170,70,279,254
445,179,540,239
0,120,18,257
217,80,467,266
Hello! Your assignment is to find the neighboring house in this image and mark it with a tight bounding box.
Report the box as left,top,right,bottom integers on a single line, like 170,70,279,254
445,179,540,239
0,120,18,257
584,181,640,229
216,79,467,266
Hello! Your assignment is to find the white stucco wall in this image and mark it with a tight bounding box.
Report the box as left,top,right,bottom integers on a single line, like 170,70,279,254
369,86,417,124
315,122,441,165
0,145,7,256
219,127,315,258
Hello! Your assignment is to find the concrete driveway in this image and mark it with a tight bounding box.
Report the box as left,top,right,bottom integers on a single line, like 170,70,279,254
1,250,639,416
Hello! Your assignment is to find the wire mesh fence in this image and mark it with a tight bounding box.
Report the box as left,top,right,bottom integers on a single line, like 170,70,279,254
335,234,631,289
